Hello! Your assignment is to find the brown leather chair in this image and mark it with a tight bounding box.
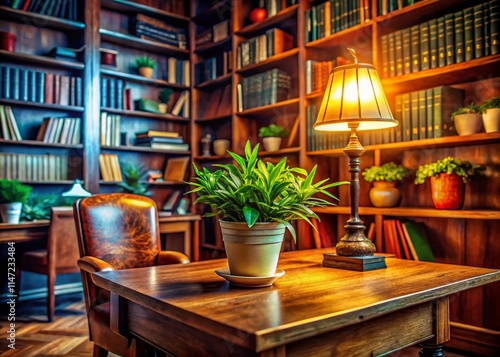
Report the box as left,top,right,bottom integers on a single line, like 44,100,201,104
16,206,80,322
73,193,190,357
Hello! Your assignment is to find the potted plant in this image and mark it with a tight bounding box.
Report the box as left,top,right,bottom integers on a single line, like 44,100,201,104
480,97,500,133
118,162,150,196
187,141,348,278
158,88,174,114
362,162,410,207
259,124,289,152
451,103,483,136
0,179,32,223
135,56,156,78
414,157,484,210
21,194,76,221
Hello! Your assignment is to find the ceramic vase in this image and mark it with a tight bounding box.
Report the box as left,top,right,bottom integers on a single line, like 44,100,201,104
430,173,464,210
482,108,500,133
262,137,282,152
454,113,483,135
369,181,401,207
220,220,285,277
213,139,230,156
0,202,22,224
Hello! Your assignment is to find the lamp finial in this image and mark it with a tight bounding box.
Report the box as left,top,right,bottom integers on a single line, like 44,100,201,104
347,48,358,64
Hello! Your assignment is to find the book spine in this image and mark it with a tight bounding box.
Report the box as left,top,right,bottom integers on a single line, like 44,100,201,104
2,67,11,99
20,69,29,102
437,16,446,67
444,13,455,66
101,77,108,108
388,32,395,77
454,11,464,63
426,88,434,138
394,30,403,76
473,4,485,59
401,28,411,75
410,25,420,73
428,19,438,69
484,2,491,56
11,67,20,100
116,79,123,110
463,7,474,60
76,77,82,107
394,94,402,142
402,93,411,141
491,0,499,55
36,71,45,103
419,22,430,71
108,78,116,109
410,91,419,140
381,35,389,78
28,70,36,102
418,90,427,139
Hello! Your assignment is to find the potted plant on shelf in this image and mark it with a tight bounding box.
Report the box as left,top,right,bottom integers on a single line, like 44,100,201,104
451,103,483,136
0,179,32,224
135,56,156,78
118,162,150,196
414,157,484,210
158,88,174,114
480,97,500,133
259,124,289,152
187,141,348,279
362,162,410,207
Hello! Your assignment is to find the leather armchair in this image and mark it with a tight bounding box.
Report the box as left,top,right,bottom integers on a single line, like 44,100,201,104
73,193,190,357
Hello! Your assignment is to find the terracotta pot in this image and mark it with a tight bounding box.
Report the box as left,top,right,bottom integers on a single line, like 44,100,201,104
453,113,483,135
262,137,282,152
369,181,401,207
220,220,285,277
0,31,16,52
138,67,154,78
430,173,465,210
482,108,500,133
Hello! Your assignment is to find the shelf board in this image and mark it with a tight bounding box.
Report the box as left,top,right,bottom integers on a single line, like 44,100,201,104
307,132,500,157
0,98,84,112
237,98,299,116
236,48,299,75
101,179,186,185
0,139,83,149
194,154,232,162
0,6,85,31
0,50,85,70
195,73,232,90
101,145,191,155
259,146,301,157
314,206,500,220
19,180,77,185
101,0,189,25
194,114,232,123
381,55,500,94
102,108,190,122
305,22,372,50
235,4,299,37
100,67,188,89
195,37,232,54
99,28,189,56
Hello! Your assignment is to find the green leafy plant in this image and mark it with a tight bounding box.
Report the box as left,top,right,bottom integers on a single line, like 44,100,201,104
135,56,156,69
0,179,32,204
21,194,76,221
118,162,150,196
451,103,482,119
187,141,349,242
259,124,289,138
362,162,410,183
159,88,174,104
414,157,485,185
480,97,500,111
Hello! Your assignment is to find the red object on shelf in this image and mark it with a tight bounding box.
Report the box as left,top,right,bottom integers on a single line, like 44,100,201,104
430,173,465,209
0,31,16,52
249,8,267,23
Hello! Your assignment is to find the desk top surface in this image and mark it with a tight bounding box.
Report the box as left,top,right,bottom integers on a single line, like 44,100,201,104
93,248,500,349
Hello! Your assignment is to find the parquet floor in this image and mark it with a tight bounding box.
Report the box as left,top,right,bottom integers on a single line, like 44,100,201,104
0,297,469,357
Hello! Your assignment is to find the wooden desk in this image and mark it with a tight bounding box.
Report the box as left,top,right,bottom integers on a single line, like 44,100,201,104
93,248,500,357
0,220,50,244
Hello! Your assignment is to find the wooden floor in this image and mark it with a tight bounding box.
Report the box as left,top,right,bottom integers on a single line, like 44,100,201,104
0,298,470,357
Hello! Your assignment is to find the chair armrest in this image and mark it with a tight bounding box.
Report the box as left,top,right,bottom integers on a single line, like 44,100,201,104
78,256,115,273
157,251,190,265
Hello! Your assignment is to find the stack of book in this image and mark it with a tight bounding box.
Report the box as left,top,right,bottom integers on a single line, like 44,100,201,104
135,130,189,152
98,153,122,182
0,105,22,141
4,0,79,21
101,77,124,109
0,152,69,181
131,14,188,49
381,220,434,262
100,112,121,147
196,19,230,47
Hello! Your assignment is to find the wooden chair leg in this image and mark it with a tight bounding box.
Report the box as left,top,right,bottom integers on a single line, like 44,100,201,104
47,272,55,322
93,344,109,357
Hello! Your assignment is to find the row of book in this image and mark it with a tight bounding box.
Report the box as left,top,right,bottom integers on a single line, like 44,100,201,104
381,1,499,78
305,56,352,94
0,66,83,107
0,105,22,141
101,77,124,110
305,0,371,43
380,220,434,262
260,0,297,18
0,152,70,181
2,0,79,21
305,104,350,151
99,153,122,182
130,13,188,49
36,117,81,145
377,0,422,17
194,51,232,85
236,28,294,69
135,131,189,152
195,20,230,47
237,68,292,111
166,57,190,86
100,112,121,147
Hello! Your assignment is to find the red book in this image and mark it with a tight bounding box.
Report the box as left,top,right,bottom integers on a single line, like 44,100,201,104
53,74,60,105
44,73,54,104
395,219,412,260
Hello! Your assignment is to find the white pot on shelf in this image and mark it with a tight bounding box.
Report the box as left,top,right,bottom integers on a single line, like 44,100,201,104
0,202,23,224
262,137,282,152
482,108,500,133
453,113,483,135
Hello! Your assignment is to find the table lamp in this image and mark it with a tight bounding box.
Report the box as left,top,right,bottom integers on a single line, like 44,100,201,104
61,179,92,198
314,48,397,271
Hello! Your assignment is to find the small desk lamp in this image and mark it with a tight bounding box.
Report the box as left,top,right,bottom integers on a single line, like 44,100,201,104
61,179,92,198
314,48,397,271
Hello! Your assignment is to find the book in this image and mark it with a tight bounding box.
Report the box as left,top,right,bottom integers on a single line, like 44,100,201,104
161,190,182,211
401,222,434,262
0,105,11,140
136,130,179,139
142,142,189,151
395,219,412,260
163,156,190,182
433,86,464,138
4,106,22,140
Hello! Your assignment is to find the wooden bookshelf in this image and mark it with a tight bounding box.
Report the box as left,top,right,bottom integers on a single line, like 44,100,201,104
0,50,85,70
100,68,189,89
0,6,86,30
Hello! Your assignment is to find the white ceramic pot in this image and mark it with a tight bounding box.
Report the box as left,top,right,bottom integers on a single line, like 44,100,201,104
453,113,483,135
0,202,22,224
220,220,285,277
482,108,500,133
262,137,282,152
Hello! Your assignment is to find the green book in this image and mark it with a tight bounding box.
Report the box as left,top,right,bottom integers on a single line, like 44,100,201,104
463,7,474,61
428,19,438,69
402,28,411,74
410,25,420,73
491,0,499,55
437,16,446,67
473,4,484,59
419,21,430,71
402,222,434,262
444,13,455,66
426,88,434,138
388,32,396,77
395,30,403,76
402,93,411,141
418,90,427,139
454,10,464,63
433,86,464,138
410,91,419,140
381,35,389,78
394,94,403,142
484,2,491,56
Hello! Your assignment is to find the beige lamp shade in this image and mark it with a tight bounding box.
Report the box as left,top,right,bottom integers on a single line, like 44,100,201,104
314,62,397,131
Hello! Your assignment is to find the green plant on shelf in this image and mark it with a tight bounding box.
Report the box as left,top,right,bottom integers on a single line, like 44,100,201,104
159,88,174,104
134,56,157,69
362,162,410,183
0,179,32,204
414,157,484,185
480,97,500,111
258,124,289,138
118,162,150,196
21,194,77,221
450,103,482,119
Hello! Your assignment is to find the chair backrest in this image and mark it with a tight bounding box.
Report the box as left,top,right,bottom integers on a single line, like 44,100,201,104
73,193,162,270
48,206,80,271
